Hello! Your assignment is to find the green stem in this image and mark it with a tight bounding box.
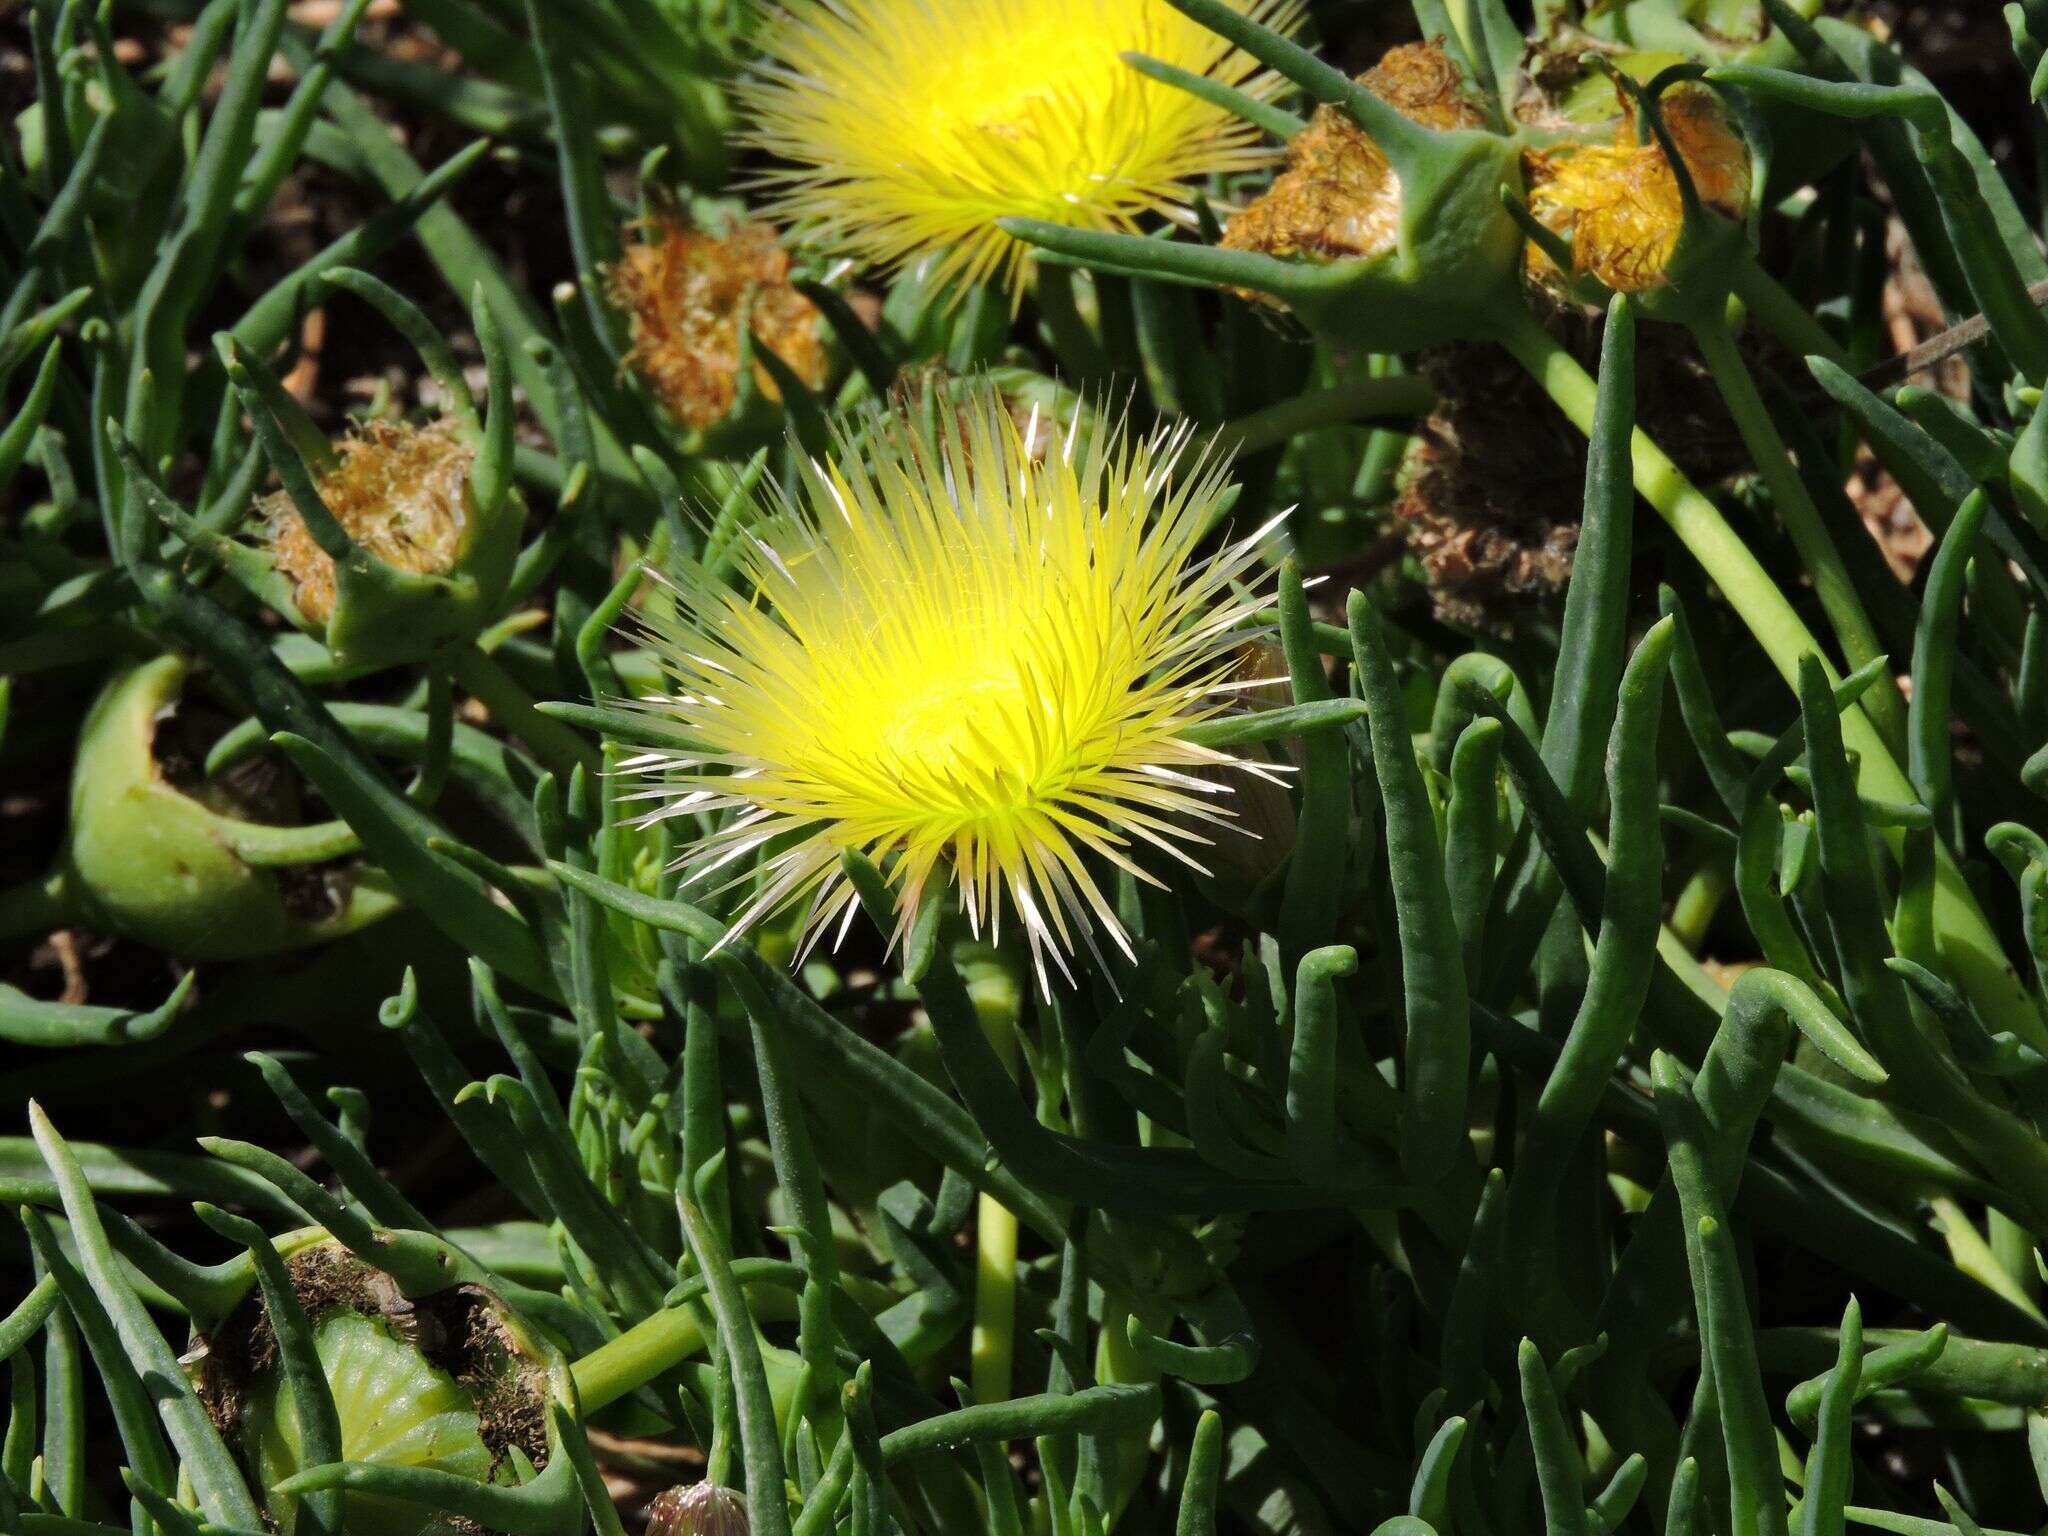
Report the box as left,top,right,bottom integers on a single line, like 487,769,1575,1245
1691,314,1907,757
1729,255,1849,370
1496,307,2046,1050
1929,1197,2047,1323
1215,374,1433,456
1670,860,1733,954
447,642,599,781
568,1265,804,1412
1033,265,1113,389
967,952,1024,1407
0,870,74,942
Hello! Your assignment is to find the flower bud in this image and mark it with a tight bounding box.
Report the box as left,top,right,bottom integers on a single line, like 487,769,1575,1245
648,1481,751,1536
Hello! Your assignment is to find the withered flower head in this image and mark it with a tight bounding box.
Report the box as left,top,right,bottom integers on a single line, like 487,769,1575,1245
1525,84,1750,293
1221,42,1487,267
606,215,828,430
260,418,475,627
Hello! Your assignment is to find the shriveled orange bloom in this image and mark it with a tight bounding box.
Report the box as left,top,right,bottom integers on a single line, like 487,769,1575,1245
1222,43,1487,267
606,216,828,429
1525,85,1750,292
260,419,474,624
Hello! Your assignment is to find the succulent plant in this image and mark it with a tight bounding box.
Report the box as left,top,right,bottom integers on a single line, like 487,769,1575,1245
17,1,2048,1534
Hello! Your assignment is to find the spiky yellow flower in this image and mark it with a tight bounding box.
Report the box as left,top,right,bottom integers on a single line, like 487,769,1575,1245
630,385,1277,985
1526,86,1750,292
741,0,1304,299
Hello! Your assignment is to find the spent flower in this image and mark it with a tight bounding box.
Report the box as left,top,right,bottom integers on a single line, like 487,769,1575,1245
259,418,476,626
1525,84,1751,292
1222,42,1489,267
606,213,830,432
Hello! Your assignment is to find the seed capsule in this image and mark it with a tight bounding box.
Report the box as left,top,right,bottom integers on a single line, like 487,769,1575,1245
64,657,393,959
199,1239,554,1536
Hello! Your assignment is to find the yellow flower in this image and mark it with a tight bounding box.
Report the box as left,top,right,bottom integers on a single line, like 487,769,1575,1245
1525,85,1750,293
741,0,1304,300
631,383,1278,986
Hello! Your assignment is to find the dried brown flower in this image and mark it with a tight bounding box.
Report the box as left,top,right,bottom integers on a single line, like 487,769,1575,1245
1221,42,1487,267
260,418,475,625
606,217,828,430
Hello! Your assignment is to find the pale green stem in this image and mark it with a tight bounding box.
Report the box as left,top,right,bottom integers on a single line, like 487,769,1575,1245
1215,375,1433,457
1670,860,1733,955
1692,313,1908,758
0,870,75,942
1447,0,1478,60
967,958,1024,1406
448,642,601,780
569,1281,801,1412
1496,307,2048,1050
1989,1209,2040,1297
1930,1197,2047,1323
1730,254,1850,372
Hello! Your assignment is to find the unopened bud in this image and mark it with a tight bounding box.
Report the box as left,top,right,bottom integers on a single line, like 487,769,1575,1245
648,1481,750,1536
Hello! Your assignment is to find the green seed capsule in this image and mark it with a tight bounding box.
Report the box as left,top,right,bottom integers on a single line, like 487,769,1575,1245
245,1312,493,1536
197,1239,553,1536
64,656,394,958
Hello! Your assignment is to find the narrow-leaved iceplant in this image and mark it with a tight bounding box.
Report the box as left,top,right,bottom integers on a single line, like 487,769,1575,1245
13,1,2048,1534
